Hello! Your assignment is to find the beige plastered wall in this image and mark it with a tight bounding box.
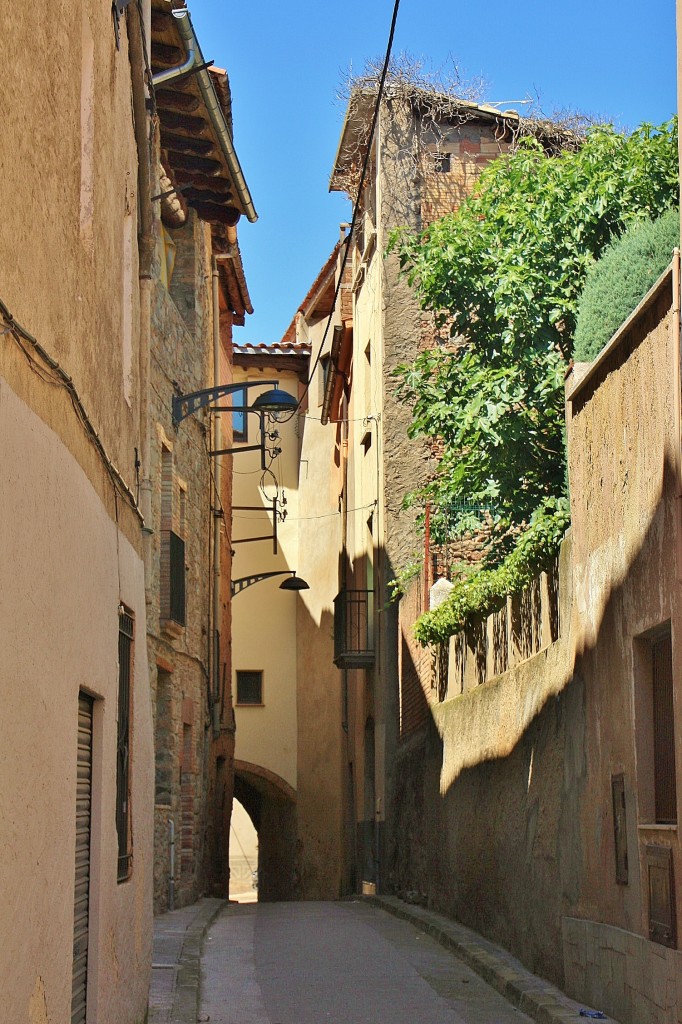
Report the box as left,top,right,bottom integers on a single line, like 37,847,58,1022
345,217,386,868
296,317,347,897
0,3,153,1021
0,382,153,1024
0,0,144,494
231,367,301,793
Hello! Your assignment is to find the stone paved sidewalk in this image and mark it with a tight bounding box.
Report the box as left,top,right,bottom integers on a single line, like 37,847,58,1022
149,898,225,1024
367,895,620,1024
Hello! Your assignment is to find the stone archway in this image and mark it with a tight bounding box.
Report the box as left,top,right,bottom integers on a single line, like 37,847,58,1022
233,761,298,901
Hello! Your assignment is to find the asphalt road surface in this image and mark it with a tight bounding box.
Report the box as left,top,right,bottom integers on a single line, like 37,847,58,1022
200,900,535,1024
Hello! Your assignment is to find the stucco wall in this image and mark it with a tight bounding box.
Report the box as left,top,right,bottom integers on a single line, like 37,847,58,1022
0,4,153,1022
0,381,153,1024
231,367,301,792
388,535,581,984
0,1,143,502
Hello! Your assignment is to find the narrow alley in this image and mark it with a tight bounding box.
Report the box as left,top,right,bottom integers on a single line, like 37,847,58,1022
151,898,610,1024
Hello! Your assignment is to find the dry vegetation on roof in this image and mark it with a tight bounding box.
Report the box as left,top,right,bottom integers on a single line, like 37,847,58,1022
333,53,591,202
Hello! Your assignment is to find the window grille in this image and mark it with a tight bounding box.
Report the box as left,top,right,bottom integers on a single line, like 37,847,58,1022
334,590,374,668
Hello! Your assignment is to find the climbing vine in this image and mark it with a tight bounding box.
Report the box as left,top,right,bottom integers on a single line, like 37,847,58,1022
413,498,570,646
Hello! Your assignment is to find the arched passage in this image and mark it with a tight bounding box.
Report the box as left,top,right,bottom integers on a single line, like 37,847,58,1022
234,760,297,901
230,799,258,900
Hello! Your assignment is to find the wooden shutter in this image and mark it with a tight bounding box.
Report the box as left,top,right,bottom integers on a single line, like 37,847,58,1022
72,693,93,1024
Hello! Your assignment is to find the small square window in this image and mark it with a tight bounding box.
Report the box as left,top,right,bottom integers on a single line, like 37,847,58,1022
236,670,263,705
434,152,451,174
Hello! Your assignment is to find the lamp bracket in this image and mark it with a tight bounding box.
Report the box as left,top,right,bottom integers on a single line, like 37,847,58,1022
231,570,291,597
172,380,279,427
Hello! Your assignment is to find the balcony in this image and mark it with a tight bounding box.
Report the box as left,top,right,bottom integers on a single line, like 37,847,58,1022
334,589,374,668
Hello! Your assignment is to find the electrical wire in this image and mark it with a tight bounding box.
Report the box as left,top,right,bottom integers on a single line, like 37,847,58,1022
0,298,141,517
280,0,401,422
232,500,377,523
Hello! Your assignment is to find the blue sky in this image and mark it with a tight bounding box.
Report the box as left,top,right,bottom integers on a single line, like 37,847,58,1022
189,0,678,346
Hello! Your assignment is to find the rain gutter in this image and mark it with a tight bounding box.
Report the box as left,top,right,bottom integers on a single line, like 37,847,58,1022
167,11,258,223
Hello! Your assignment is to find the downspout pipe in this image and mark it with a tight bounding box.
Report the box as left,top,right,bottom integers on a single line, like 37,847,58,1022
168,818,175,910
211,257,225,732
174,12,258,223
128,1,156,588
151,39,196,86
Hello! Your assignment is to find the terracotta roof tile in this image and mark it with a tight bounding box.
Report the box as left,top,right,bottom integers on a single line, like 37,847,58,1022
233,341,312,357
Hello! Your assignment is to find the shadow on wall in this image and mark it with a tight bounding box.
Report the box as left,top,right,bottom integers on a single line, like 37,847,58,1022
388,451,679,994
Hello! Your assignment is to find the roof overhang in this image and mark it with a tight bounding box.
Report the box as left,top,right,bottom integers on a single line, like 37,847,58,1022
150,0,257,231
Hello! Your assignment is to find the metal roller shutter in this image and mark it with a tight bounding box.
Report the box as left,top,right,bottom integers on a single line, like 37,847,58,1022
72,693,93,1024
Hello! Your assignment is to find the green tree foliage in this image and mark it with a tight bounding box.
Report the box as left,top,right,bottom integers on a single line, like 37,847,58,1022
392,118,678,644
393,119,678,548
573,207,680,362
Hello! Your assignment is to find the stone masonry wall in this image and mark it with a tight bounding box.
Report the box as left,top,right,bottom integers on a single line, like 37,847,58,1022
149,213,213,912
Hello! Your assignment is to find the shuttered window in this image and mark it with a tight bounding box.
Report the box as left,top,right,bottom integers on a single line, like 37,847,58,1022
652,633,677,824
72,693,93,1024
117,608,133,881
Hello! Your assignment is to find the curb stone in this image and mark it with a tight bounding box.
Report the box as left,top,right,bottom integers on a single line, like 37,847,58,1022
174,899,225,1023
150,898,226,1024
365,895,621,1024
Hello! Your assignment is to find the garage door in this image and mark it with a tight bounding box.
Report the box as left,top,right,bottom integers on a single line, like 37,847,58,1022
72,693,93,1024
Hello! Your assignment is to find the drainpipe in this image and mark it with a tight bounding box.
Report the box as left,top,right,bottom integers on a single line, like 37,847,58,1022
151,38,196,86
128,1,156,584
211,257,224,733
168,818,175,910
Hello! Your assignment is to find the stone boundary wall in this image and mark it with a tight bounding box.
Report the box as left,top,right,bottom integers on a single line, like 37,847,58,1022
445,557,561,698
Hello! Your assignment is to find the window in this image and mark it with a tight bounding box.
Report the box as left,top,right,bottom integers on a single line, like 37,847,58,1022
635,624,678,825
651,632,677,823
232,386,247,442
434,151,451,174
116,607,134,881
236,670,263,705
160,447,186,627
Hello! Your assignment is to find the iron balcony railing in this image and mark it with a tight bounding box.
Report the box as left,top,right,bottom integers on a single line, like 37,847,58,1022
334,589,374,668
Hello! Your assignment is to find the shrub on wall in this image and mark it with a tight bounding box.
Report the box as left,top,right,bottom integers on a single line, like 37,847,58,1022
573,207,680,363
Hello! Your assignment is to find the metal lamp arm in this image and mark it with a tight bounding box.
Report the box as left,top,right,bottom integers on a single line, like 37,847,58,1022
231,570,293,597
172,380,279,426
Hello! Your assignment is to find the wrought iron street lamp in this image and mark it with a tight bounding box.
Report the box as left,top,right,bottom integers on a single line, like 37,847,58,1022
231,570,310,598
171,380,298,427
